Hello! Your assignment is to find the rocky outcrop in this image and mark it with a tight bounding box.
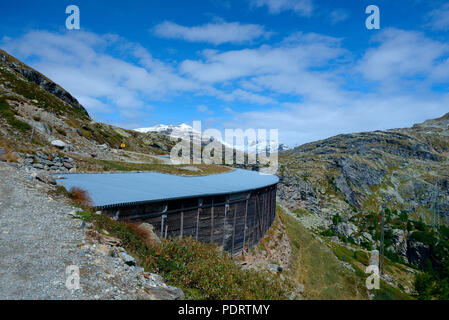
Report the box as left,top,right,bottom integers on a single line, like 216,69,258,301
391,229,409,263
20,152,76,173
278,113,449,226
277,174,319,212
0,49,89,116
407,238,430,268
332,222,358,239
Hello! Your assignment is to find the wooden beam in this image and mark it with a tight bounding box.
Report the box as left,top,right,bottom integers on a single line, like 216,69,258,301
180,201,184,238
231,207,237,254
210,197,214,243
223,196,229,248
196,198,203,241
242,194,249,251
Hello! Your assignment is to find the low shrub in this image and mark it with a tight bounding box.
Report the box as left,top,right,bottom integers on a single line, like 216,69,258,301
69,187,94,208
84,213,291,300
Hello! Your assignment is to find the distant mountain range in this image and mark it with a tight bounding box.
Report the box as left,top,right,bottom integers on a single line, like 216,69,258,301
135,123,291,154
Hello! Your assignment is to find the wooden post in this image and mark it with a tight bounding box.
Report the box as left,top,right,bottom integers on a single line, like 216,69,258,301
160,203,168,237
196,198,203,241
231,207,237,254
180,201,184,238
223,196,229,248
210,197,214,243
242,194,249,251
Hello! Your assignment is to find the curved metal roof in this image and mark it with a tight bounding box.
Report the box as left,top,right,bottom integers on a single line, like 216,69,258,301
54,169,279,208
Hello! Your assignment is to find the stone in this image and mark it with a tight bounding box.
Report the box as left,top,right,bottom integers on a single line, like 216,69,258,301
119,252,136,266
392,229,408,262
0,147,6,155
35,172,56,185
362,232,373,243
145,285,185,300
63,162,73,169
137,223,161,243
333,222,358,239
95,244,111,256
98,144,109,150
51,140,66,149
32,163,44,169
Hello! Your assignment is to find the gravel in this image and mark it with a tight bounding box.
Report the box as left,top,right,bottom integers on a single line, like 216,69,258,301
0,162,182,300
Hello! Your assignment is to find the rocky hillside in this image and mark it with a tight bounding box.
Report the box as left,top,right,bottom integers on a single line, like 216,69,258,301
277,113,449,273
0,49,186,170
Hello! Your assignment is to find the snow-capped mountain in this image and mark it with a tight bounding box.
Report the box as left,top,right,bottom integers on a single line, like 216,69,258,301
135,123,198,140
134,123,287,154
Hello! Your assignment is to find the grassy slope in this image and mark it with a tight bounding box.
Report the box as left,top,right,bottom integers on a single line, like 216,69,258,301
279,206,413,300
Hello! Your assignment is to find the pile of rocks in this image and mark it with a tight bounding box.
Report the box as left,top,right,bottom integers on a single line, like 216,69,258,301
21,151,76,173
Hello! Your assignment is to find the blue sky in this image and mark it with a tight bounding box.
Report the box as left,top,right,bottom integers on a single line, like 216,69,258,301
1,0,449,146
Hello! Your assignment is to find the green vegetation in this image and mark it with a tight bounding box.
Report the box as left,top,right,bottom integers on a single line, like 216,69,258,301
76,211,290,300
412,225,449,300
0,59,89,121
0,98,31,133
279,206,369,299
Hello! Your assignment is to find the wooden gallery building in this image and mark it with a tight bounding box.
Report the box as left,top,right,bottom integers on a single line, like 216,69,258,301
55,169,278,255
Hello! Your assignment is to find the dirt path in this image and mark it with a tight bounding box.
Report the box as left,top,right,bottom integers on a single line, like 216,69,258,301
0,162,156,299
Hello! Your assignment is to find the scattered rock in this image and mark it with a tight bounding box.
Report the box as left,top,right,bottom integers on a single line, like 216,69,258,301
51,140,66,149
119,252,136,266
362,232,373,243
63,162,73,169
86,229,122,247
95,244,111,256
332,222,358,239
35,172,56,185
145,285,185,300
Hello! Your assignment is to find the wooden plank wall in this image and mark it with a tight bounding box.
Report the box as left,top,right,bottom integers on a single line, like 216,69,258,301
103,184,277,255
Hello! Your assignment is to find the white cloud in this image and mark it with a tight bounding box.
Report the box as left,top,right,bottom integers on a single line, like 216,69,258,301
196,105,213,114
2,27,448,147
180,32,344,84
329,9,349,25
250,0,313,17
427,3,449,30
153,20,270,45
357,28,449,85
1,30,199,120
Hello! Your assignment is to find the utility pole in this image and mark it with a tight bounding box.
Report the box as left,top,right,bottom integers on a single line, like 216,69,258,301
432,184,440,231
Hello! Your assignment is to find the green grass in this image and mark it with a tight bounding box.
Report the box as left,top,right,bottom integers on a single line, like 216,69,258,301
0,98,32,133
279,206,368,300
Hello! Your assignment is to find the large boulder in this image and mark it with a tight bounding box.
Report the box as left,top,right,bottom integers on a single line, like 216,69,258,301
145,284,185,300
51,140,66,149
35,172,56,185
392,229,408,263
333,222,358,239
119,252,136,266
